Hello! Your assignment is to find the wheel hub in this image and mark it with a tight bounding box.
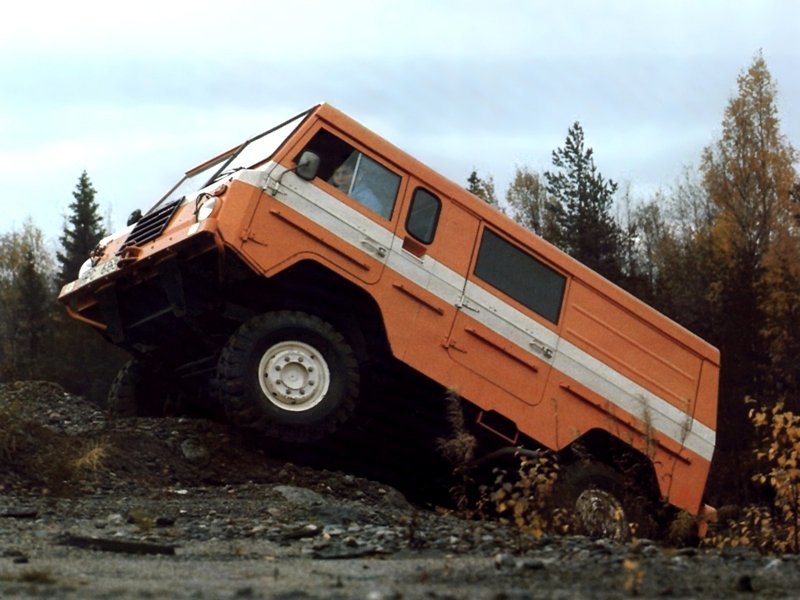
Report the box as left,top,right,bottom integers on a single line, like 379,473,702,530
574,487,629,540
258,341,331,412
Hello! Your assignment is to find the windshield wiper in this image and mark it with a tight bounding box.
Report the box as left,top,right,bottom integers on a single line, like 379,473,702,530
214,166,244,180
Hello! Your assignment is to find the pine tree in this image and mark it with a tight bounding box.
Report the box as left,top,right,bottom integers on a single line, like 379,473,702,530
544,122,623,283
50,173,128,400
466,169,501,210
57,171,105,285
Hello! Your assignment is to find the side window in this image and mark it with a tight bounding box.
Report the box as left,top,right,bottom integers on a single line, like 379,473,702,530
406,188,441,244
474,229,566,324
298,129,400,220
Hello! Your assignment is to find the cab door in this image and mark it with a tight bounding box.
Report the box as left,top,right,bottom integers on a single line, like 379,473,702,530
379,183,476,365
246,127,405,285
446,227,565,407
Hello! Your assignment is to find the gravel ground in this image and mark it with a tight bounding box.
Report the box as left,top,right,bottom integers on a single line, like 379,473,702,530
2,381,800,599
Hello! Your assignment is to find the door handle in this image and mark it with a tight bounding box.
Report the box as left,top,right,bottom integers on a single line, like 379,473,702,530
529,339,554,359
359,239,387,258
457,298,480,313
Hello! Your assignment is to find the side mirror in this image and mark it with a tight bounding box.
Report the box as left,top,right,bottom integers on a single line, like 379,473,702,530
127,209,142,226
295,151,320,181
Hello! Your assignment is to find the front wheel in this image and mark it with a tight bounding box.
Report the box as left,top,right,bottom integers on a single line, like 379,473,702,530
216,311,360,443
107,359,172,417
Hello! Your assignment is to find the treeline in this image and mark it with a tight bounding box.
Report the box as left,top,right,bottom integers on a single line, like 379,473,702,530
0,53,797,506
469,53,798,505
0,172,128,403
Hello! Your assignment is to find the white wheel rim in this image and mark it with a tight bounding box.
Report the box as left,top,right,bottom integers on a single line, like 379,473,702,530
575,487,628,540
257,341,331,412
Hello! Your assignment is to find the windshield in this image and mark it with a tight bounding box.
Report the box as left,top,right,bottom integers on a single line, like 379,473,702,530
150,107,314,212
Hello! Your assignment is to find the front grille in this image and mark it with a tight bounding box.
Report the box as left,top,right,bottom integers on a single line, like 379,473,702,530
118,199,182,254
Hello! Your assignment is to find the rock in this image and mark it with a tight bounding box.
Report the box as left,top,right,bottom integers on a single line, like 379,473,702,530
56,533,177,555
518,558,548,570
271,523,320,541
593,538,616,553
494,552,516,569
312,543,382,559
180,439,210,464
764,558,783,570
376,486,413,511
736,574,755,592
155,515,176,527
0,507,38,519
366,589,402,600
274,485,325,507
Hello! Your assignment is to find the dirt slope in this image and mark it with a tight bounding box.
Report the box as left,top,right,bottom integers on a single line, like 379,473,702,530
1,381,799,599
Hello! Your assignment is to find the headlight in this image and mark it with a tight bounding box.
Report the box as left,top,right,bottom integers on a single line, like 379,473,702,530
78,258,94,278
197,197,218,221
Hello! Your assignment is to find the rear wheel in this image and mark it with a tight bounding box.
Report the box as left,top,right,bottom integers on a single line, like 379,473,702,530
216,311,360,443
555,462,657,541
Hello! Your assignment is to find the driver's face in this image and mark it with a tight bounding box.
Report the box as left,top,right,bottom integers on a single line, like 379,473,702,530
331,164,353,191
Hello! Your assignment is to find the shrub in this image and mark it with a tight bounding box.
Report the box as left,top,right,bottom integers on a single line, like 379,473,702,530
0,399,27,461
0,383,110,494
750,400,800,553
481,451,560,541
706,399,800,553
435,389,478,514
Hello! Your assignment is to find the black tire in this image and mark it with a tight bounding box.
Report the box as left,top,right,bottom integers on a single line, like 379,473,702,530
107,359,170,417
216,310,360,443
554,462,657,542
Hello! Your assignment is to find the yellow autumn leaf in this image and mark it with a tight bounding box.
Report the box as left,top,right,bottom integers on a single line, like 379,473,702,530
623,558,639,571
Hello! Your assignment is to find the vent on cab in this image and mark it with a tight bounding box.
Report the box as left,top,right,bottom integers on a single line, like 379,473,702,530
118,199,182,254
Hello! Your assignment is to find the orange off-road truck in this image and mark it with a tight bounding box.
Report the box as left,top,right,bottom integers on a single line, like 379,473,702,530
59,104,718,538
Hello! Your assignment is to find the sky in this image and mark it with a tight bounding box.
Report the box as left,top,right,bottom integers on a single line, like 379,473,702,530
1,0,798,248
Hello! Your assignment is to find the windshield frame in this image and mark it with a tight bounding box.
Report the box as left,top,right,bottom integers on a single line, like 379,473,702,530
147,106,315,214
